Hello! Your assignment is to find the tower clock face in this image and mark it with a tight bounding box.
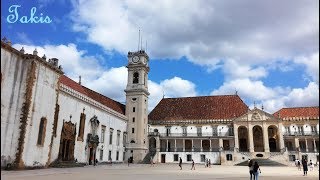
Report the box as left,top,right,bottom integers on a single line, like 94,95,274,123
132,56,139,63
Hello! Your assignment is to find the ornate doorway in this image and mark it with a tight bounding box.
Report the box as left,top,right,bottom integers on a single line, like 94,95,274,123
87,115,100,165
58,121,76,161
253,126,264,152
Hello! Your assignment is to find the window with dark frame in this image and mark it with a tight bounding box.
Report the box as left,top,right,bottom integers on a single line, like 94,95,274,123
173,154,179,161
78,113,86,141
133,72,139,84
116,151,119,161
187,154,192,161
101,125,106,143
37,117,47,146
132,128,135,133
109,128,113,145
100,150,103,161
108,150,112,161
117,130,121,146
226,154,233,161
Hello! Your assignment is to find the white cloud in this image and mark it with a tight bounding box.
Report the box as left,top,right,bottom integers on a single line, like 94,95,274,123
70,0,318,68
13,43,103,82
222,59,268,81
263,82,319,113
85,67,128,103
294,52,319,84
148,77,197,111
211,78,319,113
211,78,281,101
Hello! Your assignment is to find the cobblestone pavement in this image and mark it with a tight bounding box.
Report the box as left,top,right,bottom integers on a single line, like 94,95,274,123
1,164,319,180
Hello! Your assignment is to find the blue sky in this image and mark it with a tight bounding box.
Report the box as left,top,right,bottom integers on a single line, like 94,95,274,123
1,0,319,112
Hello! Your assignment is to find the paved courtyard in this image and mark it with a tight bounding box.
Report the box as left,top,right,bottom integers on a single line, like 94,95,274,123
1,164,319,180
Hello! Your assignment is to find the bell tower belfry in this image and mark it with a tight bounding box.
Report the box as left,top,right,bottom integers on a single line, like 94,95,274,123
125,50,150,162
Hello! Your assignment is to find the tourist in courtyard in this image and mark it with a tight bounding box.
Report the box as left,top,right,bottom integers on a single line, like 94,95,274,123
297,160,301,171
179,157,182,170
253,161,261,180
248,160,254,180
191,159,195,170
150,157,154,167
302,159,308,176
309,160,314,171
208,159,211,168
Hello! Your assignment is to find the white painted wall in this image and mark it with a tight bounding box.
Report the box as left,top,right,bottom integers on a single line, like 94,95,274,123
49,90,127,164
22,61,60,167
159,152,220,164
1,49,29,167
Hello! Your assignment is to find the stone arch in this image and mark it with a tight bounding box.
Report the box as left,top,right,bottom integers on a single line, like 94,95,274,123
238,126,248,152
268,125,279,152
253,125,264,152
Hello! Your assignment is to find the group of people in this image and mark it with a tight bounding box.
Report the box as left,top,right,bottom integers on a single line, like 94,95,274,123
178,157,212,170
295,159,317,176
248,159,261,180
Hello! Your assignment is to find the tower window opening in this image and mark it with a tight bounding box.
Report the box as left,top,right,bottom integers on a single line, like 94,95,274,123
133,72,139,84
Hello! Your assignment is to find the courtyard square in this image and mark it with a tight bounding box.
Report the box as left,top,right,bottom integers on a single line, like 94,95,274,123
1,164,319,180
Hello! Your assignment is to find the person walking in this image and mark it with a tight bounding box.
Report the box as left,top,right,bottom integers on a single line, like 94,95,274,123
253,161,261,180
297,160,301,171
179,157,182,170
191,159,195,170
248,160,254,180
309,160,314,171
208,159,211,168
150,157,154,167
302,159,308,176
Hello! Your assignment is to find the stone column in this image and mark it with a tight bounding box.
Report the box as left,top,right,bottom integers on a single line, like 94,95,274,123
192,139,194,152
201,139,203,152
219,138,223,151
278,123,285,150
234,124,239,152
175,139,177,152
313,139,317,152
248,125,254,152
166,139,169,152
294,138,299,150
183,139,185,152
305,139,308,152
263,124,270,152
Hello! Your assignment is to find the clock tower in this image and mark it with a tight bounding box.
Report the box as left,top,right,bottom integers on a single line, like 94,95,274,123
125,50,150,162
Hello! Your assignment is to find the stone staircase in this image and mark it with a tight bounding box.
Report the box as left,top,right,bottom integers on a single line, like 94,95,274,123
141,150,157,164
235,158,287,166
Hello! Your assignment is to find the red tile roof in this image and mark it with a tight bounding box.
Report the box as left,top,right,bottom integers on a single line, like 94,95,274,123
148,95,248,121
59,75,125,115
273,107,319,119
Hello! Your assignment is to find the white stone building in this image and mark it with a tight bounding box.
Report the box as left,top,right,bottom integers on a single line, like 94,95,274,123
1,40,149,169
148,97,319,166
1,38,318,169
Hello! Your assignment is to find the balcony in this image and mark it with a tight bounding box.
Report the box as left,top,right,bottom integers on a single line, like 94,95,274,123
159,147,228,152
155,132,234,138
283,131,318,136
